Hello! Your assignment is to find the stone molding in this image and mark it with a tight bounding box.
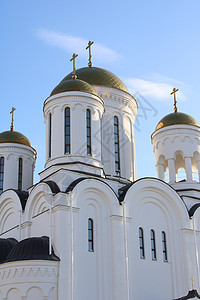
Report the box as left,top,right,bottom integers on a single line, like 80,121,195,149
0,261,59,284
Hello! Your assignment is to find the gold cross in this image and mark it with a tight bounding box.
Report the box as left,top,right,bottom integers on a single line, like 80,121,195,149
191,277,195,290
70,53,78,79
10,107,16,131
86,41,94,67
170,88,179,113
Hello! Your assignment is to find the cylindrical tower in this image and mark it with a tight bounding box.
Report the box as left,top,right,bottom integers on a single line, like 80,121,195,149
152,111,200,184
43,78,105,177
0,130,37,193
63,67,138,182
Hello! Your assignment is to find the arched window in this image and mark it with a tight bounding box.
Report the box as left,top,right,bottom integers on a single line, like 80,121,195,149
65,107,70,154
150,229,156,260
0,157,4,194
114,116,120,173
49,113,52,158
88,218,94,251
139,227,145,258
18,158,23,190
162,231,168,261
86,109,91,155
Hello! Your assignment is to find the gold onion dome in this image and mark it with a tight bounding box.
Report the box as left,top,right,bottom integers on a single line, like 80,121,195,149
61,66,128,93
50,78,98,97
156,112,199,130
0,130,32,147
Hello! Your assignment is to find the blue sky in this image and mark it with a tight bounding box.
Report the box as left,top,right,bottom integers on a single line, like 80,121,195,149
1,0,200,182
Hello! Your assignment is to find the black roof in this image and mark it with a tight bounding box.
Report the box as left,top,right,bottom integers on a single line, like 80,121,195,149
189,203,200,217
174,289,200,299
0,238,18,263
13,190,29,210
0,236,59,264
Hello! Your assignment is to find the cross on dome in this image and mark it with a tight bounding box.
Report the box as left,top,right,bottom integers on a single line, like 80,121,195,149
86,41,94,67
70,53,78,79
10,107,16,131
170,88,179,113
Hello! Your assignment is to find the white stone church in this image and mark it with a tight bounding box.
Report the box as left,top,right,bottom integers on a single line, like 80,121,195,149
0,47,200,300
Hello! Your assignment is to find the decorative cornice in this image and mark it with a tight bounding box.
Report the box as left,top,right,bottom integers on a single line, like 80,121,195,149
99,92,137,117
0,263,59,283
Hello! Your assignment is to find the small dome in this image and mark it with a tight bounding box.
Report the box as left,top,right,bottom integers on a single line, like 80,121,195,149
0,238,18,263
156,112,199,130
6,236,59,262
61,66,128,93
0,130,32,147
50,78,98,97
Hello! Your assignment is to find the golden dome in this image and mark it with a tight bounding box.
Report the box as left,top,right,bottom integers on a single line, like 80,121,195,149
0,131,32,147
50,78,98,97
61,66,128,93
156,112,199,130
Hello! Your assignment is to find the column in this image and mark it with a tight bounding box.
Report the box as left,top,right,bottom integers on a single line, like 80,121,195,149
168,159,176,183
185,157,193,182
157,163,164,180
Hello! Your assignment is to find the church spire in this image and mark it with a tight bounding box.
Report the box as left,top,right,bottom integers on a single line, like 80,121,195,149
10,107,16,131
86,41,94,67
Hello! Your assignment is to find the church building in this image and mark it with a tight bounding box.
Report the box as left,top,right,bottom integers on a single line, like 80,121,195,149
0,42,200,300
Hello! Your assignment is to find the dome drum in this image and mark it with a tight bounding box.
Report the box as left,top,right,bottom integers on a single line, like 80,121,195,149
43,91,104,177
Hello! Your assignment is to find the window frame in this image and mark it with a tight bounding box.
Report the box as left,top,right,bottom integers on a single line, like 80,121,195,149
65,107,71,154
18,157,23,191
88,218,94,252
139,227,145,259
86,109,92,155
0,157,4,194
162,231,168,262
150,229,157,260
48,113,52,158
114,116,120,174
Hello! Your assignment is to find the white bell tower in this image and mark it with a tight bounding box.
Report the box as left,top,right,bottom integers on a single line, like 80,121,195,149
151,89,200,185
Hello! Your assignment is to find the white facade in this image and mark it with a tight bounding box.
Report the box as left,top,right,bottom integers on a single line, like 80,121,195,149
0,65,200,300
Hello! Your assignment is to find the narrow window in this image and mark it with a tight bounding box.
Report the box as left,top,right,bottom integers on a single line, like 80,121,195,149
88,218,94,251
139,227,145,258
0,157,4,194
86,109,91,155
18,158,23,190
150,229,156,260
162,231,168,261
114,116,120,173
65,107,70,154
48,113,52,158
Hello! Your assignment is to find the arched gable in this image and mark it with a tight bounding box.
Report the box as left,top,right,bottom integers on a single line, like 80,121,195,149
66,178,118,300
24,181,58,221
0,190,23,235
66,177,119,213
123,178,189,224
122,178,189,299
